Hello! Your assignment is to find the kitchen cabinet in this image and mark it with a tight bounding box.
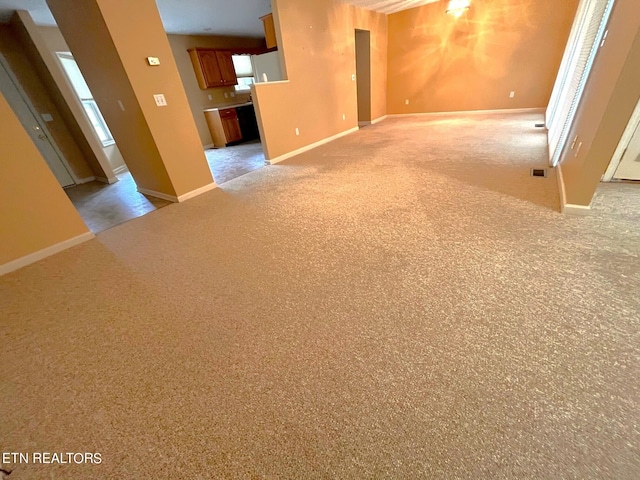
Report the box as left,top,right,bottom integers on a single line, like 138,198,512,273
260,13,277,49
219,108,243,144
188,48,238,89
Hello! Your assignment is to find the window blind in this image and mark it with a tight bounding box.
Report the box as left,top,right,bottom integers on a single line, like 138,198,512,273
546,0,615,166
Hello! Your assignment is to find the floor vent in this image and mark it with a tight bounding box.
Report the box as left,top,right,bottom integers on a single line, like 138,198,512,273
531,168,547,178
535,123,546,128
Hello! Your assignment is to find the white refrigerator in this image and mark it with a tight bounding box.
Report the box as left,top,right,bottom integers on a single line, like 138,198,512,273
251,51,283,83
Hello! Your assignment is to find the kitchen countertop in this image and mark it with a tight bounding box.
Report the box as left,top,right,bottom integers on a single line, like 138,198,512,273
203,102,253,112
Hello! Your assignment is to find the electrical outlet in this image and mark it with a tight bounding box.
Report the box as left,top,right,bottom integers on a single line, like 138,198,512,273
208,94,213,100
509,91,515,98
295,128,300,136
342,113,346,121
230,92,235,98
352,74,356,81
405,99,409,105
224,93,228,98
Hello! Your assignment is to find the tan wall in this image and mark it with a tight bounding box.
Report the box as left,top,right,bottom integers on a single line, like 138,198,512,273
168,34,265,147
48,0,213,197
558,0,640,206
0,24,97,180
387,0,579,114
253,0,387,160
0,92,88,265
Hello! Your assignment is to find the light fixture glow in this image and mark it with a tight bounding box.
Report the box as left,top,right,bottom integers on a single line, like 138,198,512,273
446,0,471,17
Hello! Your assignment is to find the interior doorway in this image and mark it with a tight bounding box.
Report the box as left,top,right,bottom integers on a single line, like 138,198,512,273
355,29,371,127
603,98,640,182
0,54,75,187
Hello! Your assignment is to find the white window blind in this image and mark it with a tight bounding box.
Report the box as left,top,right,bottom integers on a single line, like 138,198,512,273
546,0,615,166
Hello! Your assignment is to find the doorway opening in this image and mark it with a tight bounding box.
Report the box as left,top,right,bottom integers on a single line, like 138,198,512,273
54,51,170,233
603,98,640,182
355,29,372,127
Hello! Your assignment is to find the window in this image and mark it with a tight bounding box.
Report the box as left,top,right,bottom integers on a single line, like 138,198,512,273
231,54,254,92
545,0,615,166
57,52,115,147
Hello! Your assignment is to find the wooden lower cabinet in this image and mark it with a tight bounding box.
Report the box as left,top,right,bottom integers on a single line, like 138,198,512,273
204,108,242,147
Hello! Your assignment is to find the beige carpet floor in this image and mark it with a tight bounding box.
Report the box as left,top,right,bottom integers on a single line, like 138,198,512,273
1,111,639,479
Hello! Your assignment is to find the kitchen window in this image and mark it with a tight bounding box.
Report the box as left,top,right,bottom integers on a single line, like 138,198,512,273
57,52,115,147
231,54,254,92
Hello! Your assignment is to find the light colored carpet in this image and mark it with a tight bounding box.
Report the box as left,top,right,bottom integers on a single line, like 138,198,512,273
1,111,639,479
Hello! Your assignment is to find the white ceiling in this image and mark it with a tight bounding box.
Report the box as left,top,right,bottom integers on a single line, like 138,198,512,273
0,0,273,37
339,0,440,14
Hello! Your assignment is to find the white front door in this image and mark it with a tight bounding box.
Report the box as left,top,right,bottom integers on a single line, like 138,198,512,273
0,56,75,188
614,121,640,181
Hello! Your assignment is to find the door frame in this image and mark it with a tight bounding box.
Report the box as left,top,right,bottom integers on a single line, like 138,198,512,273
0,53,78,186
603,97,640,181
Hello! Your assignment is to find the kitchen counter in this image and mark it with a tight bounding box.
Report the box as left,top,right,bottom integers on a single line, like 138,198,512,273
203,102,253,112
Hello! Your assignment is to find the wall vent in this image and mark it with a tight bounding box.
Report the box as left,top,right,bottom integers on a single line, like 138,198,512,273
531,168,547,177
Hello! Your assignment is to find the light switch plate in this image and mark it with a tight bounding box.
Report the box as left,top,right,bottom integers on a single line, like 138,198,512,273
154,94,167,106
147,56,160,66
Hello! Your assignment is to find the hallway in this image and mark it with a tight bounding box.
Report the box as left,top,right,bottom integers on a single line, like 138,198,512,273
1,112,638,479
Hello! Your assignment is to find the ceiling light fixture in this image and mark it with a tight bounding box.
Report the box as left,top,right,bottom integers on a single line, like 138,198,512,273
446,0,471,17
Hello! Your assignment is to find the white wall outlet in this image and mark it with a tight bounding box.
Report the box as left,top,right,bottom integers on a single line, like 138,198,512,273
153,94,167,106
405,99,409,105
146,56,160,66
224,93,228,98
342,113,346,121
509,91,515,98
295,128,300,136
118,100,125,111
208,94,213,100
352,74,356,81
230,92,235,98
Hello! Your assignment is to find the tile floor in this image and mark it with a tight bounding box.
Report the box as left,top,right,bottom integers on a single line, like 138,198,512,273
65,171,171,234
66,141,267,233
206,140,267,185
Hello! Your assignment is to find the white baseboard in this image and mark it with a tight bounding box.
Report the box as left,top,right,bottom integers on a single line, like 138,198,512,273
138,182,218,203
137,187,178,202
388,107,544,118
556,164,591,215
176,182,217,202
267,126,359,165
112,165,128,175
203,143,215,150
75,176,96,184
0,231,94,277
371,115,387,125
96,176,118,184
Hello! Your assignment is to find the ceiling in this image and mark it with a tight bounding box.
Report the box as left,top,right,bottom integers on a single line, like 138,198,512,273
339,0,440,14
0,0,273,37
0,0,444,36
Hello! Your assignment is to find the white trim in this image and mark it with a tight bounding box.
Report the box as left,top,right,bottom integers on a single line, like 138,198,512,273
266,126,359,165
95,176,118,184
137,188,178,202
371,115,387,124
138,182,217,203
388,108,544,118
203,143,215,150
556,164,591,215
603,97,640,181
176,182,217,202
112,165,128,175
0,231,94,276
75,176,96,184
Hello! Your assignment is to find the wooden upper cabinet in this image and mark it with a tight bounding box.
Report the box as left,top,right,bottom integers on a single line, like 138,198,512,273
215,51,238,87
260,13,277,49
188,48,238,89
